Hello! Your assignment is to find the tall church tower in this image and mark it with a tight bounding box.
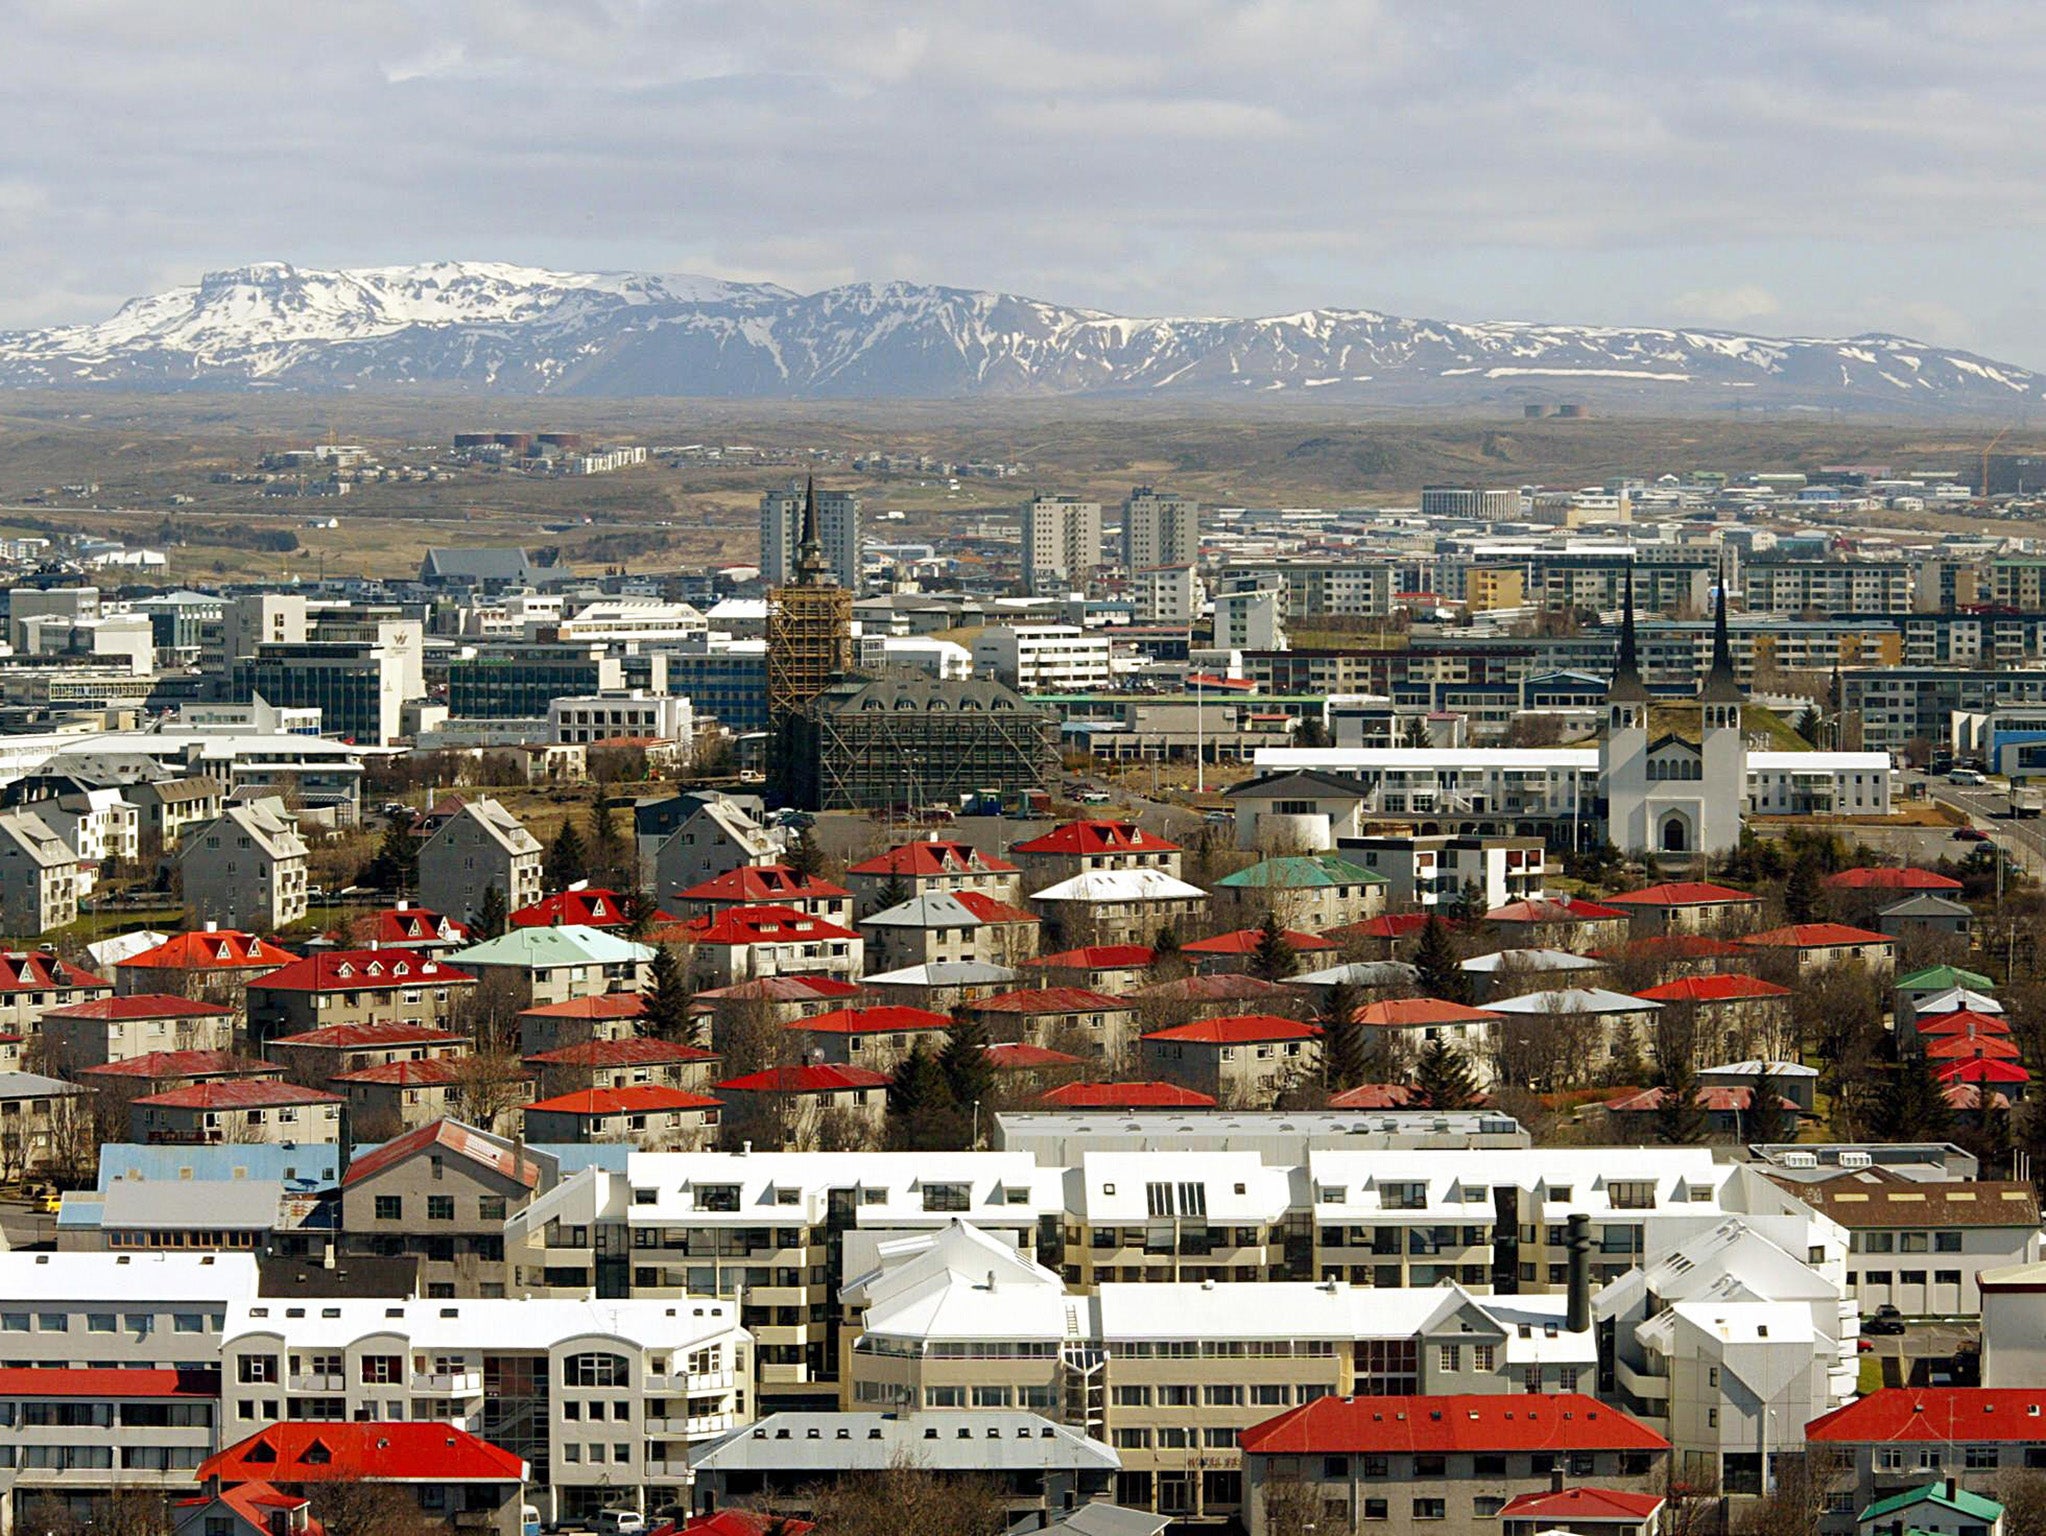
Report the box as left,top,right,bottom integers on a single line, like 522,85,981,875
1598,565,1652,852
766,477,854,807
1696,556,1747,853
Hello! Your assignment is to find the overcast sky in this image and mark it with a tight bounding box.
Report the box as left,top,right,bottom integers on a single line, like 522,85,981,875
8,1,2046,362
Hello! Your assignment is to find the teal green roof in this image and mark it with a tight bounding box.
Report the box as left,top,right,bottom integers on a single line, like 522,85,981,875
1215,854,1389,890
1859,1483,2004,1525
1897,964,1996,992
452,924,655,969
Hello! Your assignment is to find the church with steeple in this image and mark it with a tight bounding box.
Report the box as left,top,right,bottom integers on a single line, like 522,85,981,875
1599,561,1747,859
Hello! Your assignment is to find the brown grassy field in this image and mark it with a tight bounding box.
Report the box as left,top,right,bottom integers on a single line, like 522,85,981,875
2,393,2042,581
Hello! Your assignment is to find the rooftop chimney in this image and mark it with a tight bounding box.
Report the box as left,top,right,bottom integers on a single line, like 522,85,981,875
1566,1212,1592,1334
1550,1464,1565,1495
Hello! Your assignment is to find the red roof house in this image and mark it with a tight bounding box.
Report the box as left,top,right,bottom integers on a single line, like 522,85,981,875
671,865,853,923
1633,974,1793,1004
1807,1388,2046,1447
1823,867,1965,892
198,1421,529,1486
342,1118,541,1190
1327,1083,1424,1109
1239,1393,1666,1456
1141,1013,1321,1046
1496,1488,1666,1528
511,887,633,928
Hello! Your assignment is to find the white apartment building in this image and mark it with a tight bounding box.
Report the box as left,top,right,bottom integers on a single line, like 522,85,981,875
550,601,709,646
1213,589,1287,651
1023,496,1104,594
973,625,1114,693
0,1251,258,1368
548,691,695,747
1135,566,1199,626
0,812,79,936
853,635,973,680
29,791,139,869
219,1294,752,1520
1122,489,1199,570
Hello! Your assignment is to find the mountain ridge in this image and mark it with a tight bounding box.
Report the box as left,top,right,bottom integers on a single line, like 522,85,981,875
1,260,2038,414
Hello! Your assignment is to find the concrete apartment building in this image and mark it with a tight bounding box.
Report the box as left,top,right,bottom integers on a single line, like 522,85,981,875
242,950,477,1051
417,797,544,927
218,1293,751,1520
0,811,78,937
548,691,694,748
177,797,309,933
1010,820,1185,887
39,994,235,1070
130,1081,343,1146
1023,495,1103,594
650,800,780,899
264,1020,470,1089
338,1120,558,1299
845,839,1024,916
451,925,653,1009
0,1366,218,1529
973,625,1116,693
0,1250,259,1368
1138,1014,1323,1103
1122,488,1199,569
1782,1173,2042,1317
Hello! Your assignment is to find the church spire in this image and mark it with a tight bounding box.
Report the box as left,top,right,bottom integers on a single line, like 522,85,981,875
795,475,828,585
1607,563,1650,704
1699,553,1744,704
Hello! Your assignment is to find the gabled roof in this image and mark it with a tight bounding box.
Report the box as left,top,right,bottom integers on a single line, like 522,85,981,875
984,1043,1085,1070
41,993,233,1022
1011,820,1181,856
517,993,648,1021
134,1081,342,1110
424,797,542,859
862,961,1020,987
331,1058,469,1087
1215,854,1387,890
246,949,471,995
1239,1393,1665,1455
1860,1482,2004,1525
1038,1080,1217,1109
349,907,468,948
510,888,630,928
686,904,860,946
1788,1175,2040,1229
1496,1488,1665,1523
454,924,655,969
1824,866,1964,892
690,975,864,1003
1026,944,1155,970
1330,913,1450,941
269,1021,466,1051
676,865,851,903
796,1005,951,1036
1602,882,1758,907
1143,1013,1322,1045
847,841,1017,878
1029,869,1207,903
1924,1034,2022,1061
1807,1388,2046,1444
1739,922,1892,949
199,1421,528,1484
1916,1009,2012,1038
1897,964,1996,991
341,1118,541,1190
1606,1085,1799,1114
1590,934,1748,962
524,1038,718,1067
862,890,1039,929
1880,893,1975,919
1355,998,1502,1028
525,1085,721,1116
971,987,1128,1014
1327,1083,1427,1109
1131,973,1297,1004
119,931,293,972
716,1064,890,1094
1935,1057,2031,1085
1485,897,1628,924
1914,987,2003,1016
1182,927,1337,956
78,1050,278,1082
1634,974,1793,1004
1488,987,1660,1016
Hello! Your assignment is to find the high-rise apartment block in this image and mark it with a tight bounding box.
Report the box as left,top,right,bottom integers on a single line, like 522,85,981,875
760,482,860,591
1022,495,1103,594
1122,487,1198,569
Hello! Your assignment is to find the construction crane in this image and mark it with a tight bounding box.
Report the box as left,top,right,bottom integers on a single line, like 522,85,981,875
1982,423,2013,502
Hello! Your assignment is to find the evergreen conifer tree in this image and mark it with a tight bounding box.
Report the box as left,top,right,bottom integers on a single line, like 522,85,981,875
1412,913,1470,1005
885,1045,960,1150
587,792,626,886
1414,1038,1479,1110
643,944,695,1044
1248,912,1299,982
786,826,825,879
1746,1062,1793,1145
1873,1051,1953,1142
1319,981,1370,1092
1652,1051,1706,1144
473,883,509,940
1783,856,1826,925
546,820,589,890
938,1010,997,1138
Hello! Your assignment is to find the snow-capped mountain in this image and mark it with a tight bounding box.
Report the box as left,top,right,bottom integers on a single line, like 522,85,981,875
0,260,2037,413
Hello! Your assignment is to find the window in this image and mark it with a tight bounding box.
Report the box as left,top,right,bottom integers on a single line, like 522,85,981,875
1936,1231,1963,1253
1114,1429,1152,1450
1414,1455,1446,1478
360,1356,402,1384
1203,1385,1243,1407
1252,1385,1289,1406
238,1356,279,1384
373,1196,402,1222
1473,1344,1495,1372
87,1313,115,1334
1146,1182,1176,1218
924,1387,965,1408
921,1184,969,1213
1475,1497,1506,1517
1113,1387,1152,1407
426,1195,455,1222
1364,1500,1389,1522
1473,1454,1506,1476
1966,1447,2000,1470
1413,1499,1446,1521
173,1313,205,1334
1323,1457,1351,1479
972,1386,1011,1408
1440,1345,1461,1372
478,1196,507,1221
563,1352,629,1388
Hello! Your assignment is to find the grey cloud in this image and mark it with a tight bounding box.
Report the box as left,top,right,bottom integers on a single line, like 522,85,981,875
3,1,2045,361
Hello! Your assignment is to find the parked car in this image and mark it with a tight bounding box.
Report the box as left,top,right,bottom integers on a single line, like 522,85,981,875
1953,827,1991,842
591,1513,646,1536
1863,1304,1907,1336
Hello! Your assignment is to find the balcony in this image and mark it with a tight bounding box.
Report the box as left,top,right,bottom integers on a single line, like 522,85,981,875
411,1371,484,1395
644,1460,693,1480
289,1373,345,1393
647,1415,733,1439
1613,1357,1668,1403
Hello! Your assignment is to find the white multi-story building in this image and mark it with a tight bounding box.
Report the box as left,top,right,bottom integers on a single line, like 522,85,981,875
1122,488,1198,570
853,635,973,680
218,1294,751,1520
549,601,708,646
973,625,1114,693
1134,566,1199,626
1213,588,1286,651
1023,496,1103,594
548,691,694,747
